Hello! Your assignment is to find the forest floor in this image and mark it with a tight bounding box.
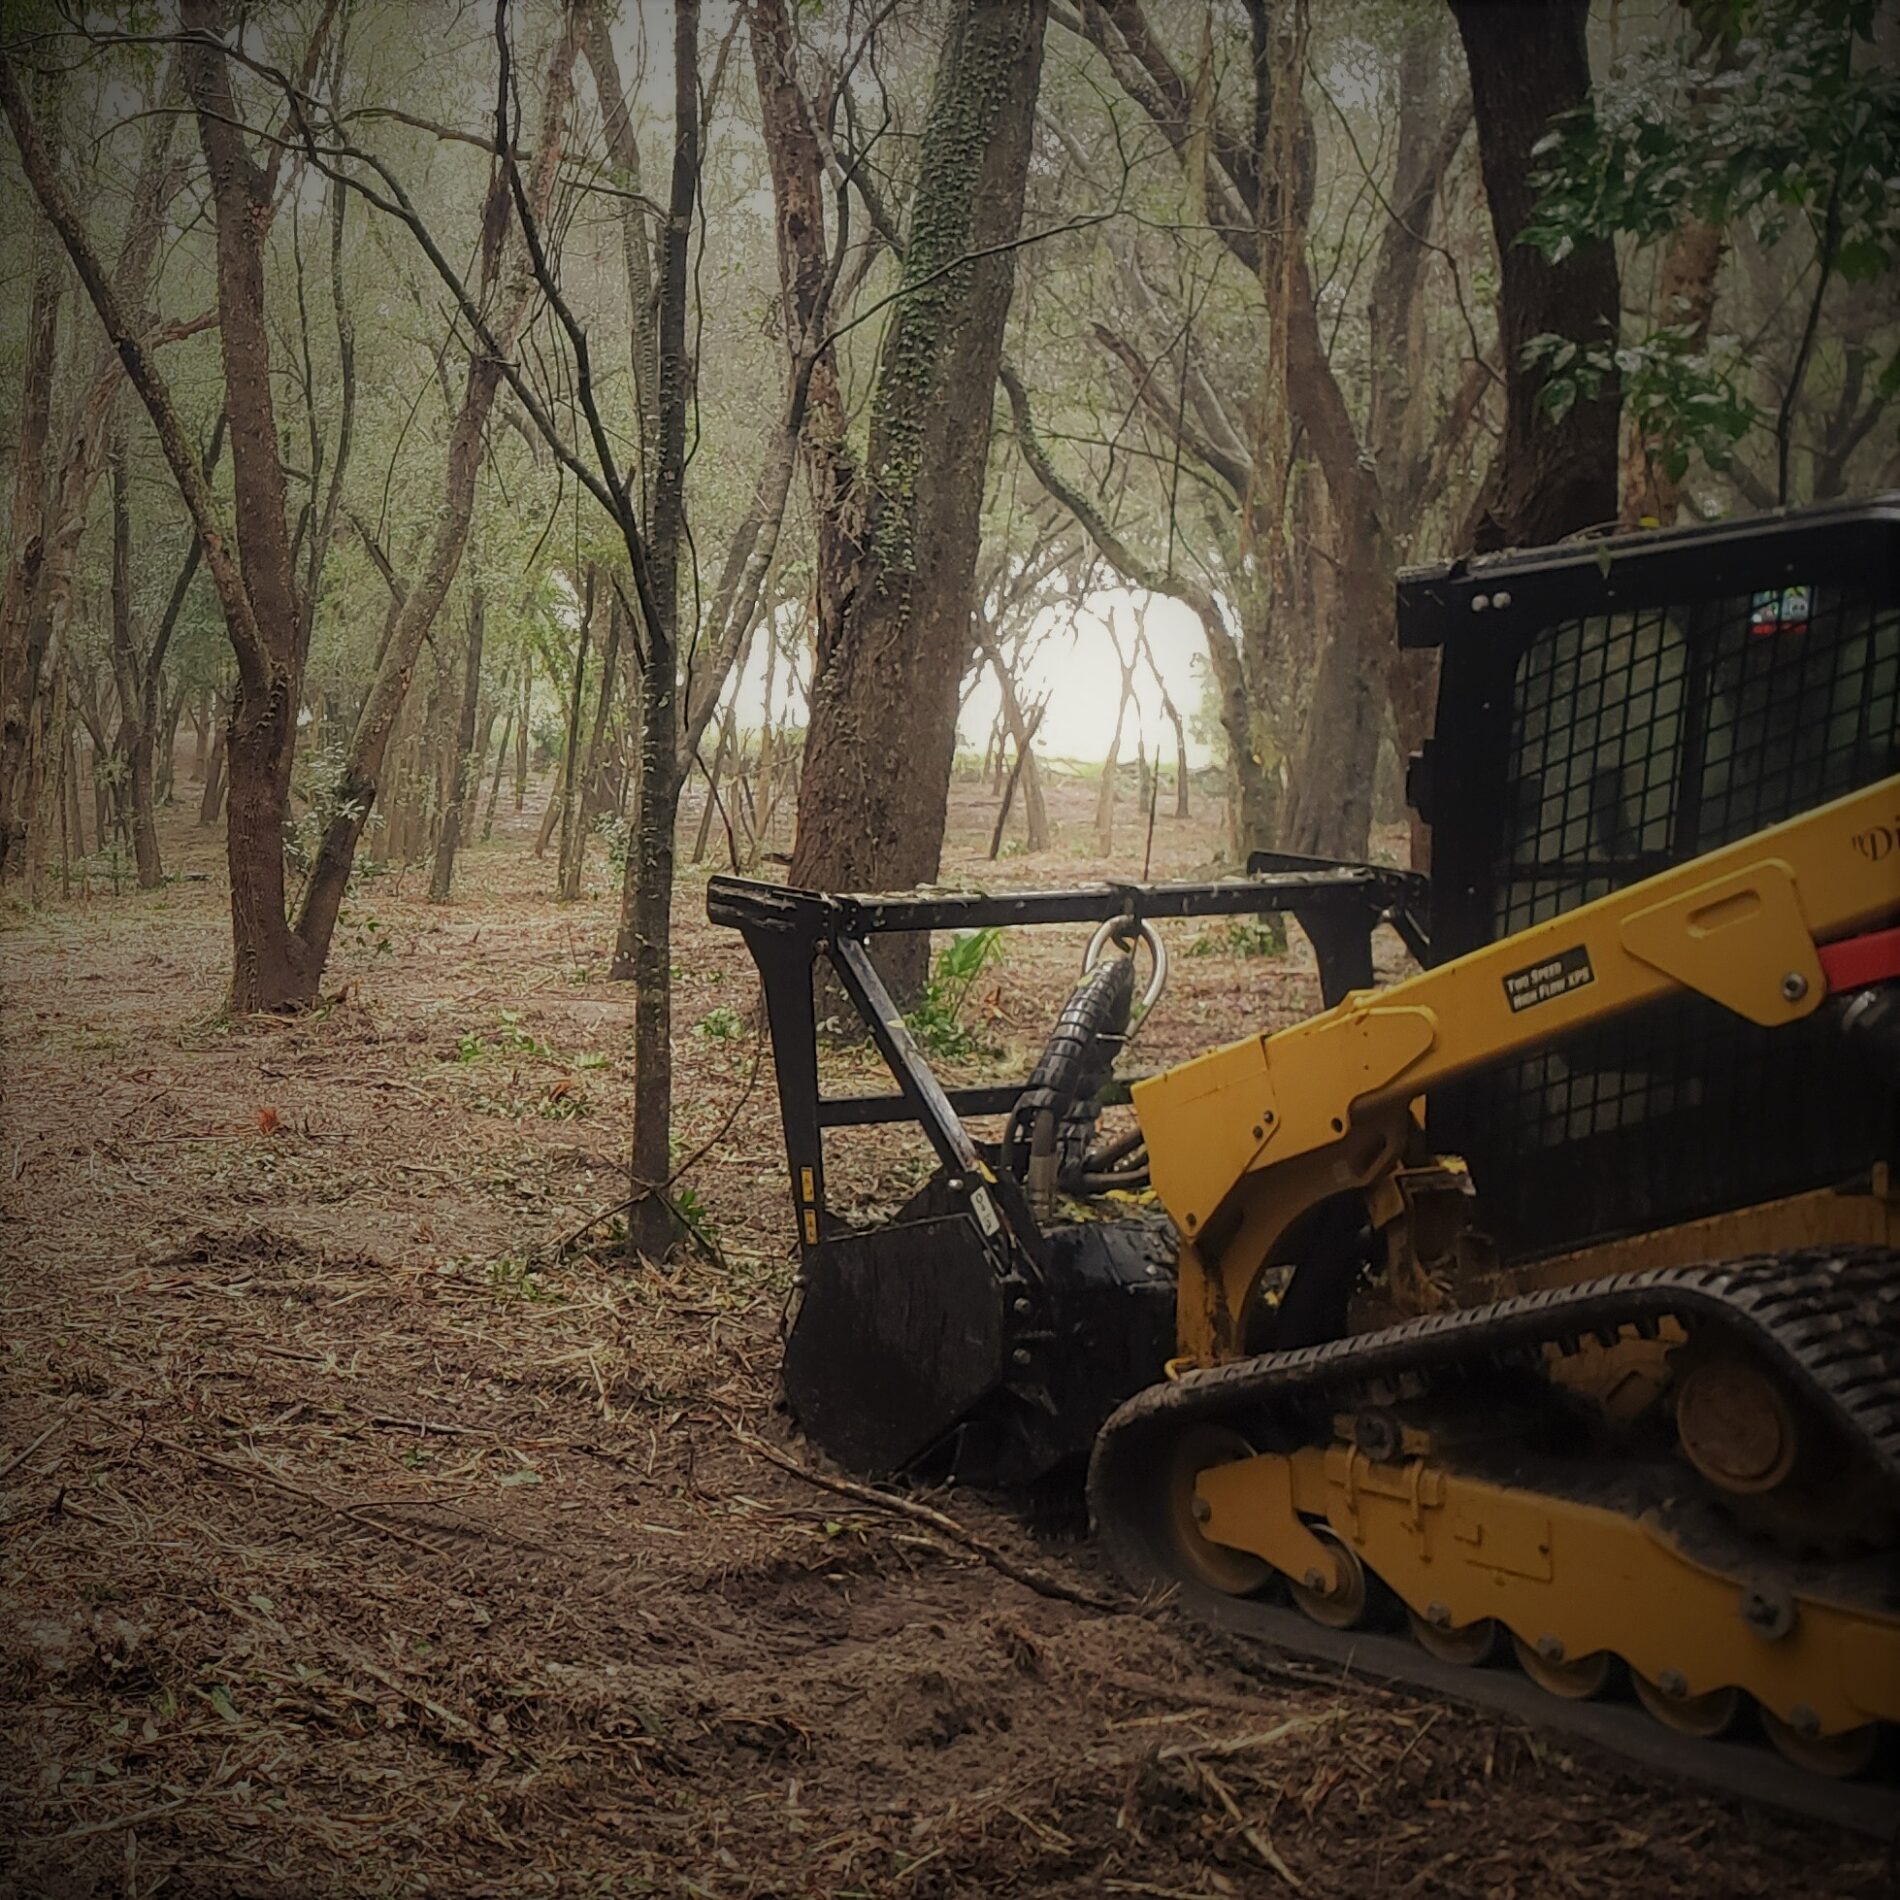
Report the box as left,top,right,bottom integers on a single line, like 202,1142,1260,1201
1,774,1889,1898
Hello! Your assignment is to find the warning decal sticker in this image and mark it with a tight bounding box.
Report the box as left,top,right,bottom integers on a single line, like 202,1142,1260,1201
1503,943,1596,1013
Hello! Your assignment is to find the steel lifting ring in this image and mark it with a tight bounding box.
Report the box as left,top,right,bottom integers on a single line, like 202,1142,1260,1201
1083,914,1168,1014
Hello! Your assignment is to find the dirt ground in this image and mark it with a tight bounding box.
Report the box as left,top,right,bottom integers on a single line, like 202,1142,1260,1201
1,773,1889,1897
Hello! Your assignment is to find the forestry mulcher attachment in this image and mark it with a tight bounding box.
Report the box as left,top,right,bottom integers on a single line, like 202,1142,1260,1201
711,495,1900,1806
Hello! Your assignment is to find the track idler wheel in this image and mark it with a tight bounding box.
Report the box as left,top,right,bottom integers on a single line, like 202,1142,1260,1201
1632,1673,1741,1739
1761,1711,1879,1778
1512,1632,1612,1699
1286,1527,1371,1629
1162,1426,1272,1597
1408,1608,1500,1666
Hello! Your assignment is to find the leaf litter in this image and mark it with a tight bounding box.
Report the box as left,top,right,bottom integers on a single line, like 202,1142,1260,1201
0,779,1882,1897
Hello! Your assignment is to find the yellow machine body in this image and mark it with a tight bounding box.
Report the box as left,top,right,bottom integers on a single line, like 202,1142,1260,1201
1122,776,1900,1760
1135,777,1900,1363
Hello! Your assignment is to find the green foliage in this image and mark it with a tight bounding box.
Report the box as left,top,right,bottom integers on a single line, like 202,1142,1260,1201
454,1009,556,1064
1523,331,1755,479
1524,0,1900,474
694,1004,747,1041
1525,5,1898,261
283,741,370,881
339,908,394,960
905,927,1007,1060
487,1254,560,1303
596,811,632,872
1186,915,1287,959
670,1183,718,1248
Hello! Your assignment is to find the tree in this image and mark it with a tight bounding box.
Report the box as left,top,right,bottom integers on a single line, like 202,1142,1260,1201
1093,609,1140,857
1035,0,1483,861
1450,0,1622,550
0,58,203,886
428,585,486,903
0,62,63,883
296,34,574,970
756,0,1051,993
0,12,343,1007
1523,0,1900,517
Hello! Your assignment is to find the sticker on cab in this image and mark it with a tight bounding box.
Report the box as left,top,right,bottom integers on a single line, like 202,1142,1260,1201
1503,944,1595,1012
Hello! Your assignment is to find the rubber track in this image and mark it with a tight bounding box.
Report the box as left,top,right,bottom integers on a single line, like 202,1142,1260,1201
1088,1248,1900,1827
1093,1247,1900,1492
1200,1595,1900,1839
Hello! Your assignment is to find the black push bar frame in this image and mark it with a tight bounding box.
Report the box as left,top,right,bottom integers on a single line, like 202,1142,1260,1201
708,853,1429,1266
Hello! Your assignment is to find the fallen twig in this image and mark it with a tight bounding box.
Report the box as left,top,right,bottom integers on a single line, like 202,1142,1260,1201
0,1415,67,1485
1189,1756,1301,1888
356,1659,502,1757
1157,1711,1342,1762
730,1425,1125,1614
32,1795,190,1845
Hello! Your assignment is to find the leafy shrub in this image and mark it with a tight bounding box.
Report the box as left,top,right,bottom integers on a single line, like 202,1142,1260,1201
694,1005,747,1041
906,926,1007,1059
1186,916,1287,959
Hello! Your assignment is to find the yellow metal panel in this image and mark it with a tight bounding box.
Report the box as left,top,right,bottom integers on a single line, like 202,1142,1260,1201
1199,1445,1900,1734
1619,860,1823,1026
1135,1034,1274,1241
1196,1455,1339,1592
1519,1182,1900,1292
1136,776,1900,1363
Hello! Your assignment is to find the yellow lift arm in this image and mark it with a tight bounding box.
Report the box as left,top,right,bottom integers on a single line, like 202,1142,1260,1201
1135,776,1900,1363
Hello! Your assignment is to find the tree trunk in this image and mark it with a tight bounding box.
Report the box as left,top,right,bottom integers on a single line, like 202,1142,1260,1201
974,616,1050,853
513,656,530,811
577,0,661,499
429,585,485,902
294,35,575,971
180,5,324,1009
199,715,226,826
621,658,683,1258
155,678,186,805
989,698,1047,860
190,693,211,780
783,0,1050,999
482,698,514,842
750,631,781,868
1451,0,1622,551
66,719,85,862
579,594,624,831
1136,624,1190,820
0,64,65,883
692,610,758,866
1094,618,1138,857
556,571,596,901
1279,512,1389,860
534,769,562,858
693,697,737,865
605,0,701,1263
1622,218,1725,526
23,690,54,899
107,423,162,888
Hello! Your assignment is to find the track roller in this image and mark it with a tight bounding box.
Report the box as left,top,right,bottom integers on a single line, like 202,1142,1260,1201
1286,1527,1371,1629
1632,1673,1742,1739
1760,1711,1879,1779
1408,1608,1500,1666
1512,1632,1612,1699
1162,1426,1272,1596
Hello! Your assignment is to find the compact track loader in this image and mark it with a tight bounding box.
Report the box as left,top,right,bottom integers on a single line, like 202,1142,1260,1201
711,496,1900,1810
